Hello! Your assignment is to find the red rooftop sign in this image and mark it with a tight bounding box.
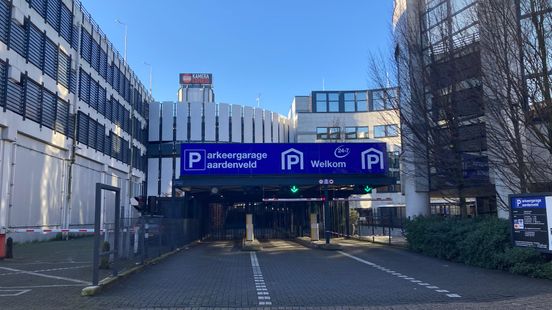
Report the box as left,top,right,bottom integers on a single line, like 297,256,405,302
179,73,212,85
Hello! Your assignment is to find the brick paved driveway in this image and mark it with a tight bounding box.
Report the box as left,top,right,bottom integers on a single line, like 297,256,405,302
1,238,552,309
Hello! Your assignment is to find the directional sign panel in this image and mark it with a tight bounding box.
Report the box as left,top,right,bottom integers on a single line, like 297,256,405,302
510,194,552,252
180,143,387,176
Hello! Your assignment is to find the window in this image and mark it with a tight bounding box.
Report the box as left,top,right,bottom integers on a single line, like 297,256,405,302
371,89,397,111
345,126,369,139
356,91,368,111
328,93,339,112
59,3,72,44
316,127,340,140
372,91,386,111
315,93,327,112
316,127,328,140
0,0,9,44
344,92,355,112
57,50,70,88
374,124,399,138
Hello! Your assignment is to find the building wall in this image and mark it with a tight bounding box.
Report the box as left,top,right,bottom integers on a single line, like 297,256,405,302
290,90,404,210
147,98,289,197
0,0,151,241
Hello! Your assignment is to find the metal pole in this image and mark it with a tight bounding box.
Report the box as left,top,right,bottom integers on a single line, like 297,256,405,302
113,190,121,277
324,183,330,244
92,184,102,286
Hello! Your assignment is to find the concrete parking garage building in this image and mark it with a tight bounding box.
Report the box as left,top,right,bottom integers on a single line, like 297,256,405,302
0,0,152,240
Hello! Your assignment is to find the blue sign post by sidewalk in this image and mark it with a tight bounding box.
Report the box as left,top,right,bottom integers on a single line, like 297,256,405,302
510,194,552,253
180,143,388,176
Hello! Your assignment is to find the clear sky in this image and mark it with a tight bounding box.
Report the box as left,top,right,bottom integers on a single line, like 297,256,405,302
80,0,395,115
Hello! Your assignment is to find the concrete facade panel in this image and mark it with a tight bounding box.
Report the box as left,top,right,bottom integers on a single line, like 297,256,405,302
161,102,174,142
204,102,216,142
190,103,202,141
176,103,188,142
218,103,230,142
231,105,242,143
243,107,254,143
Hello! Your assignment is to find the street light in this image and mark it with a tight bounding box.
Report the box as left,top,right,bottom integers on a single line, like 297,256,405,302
115,19,127,62
144,62,152,97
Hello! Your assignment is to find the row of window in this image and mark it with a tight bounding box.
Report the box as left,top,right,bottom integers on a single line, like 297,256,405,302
313,89,397,113
77,68,147,146
26,0,73,44
80,26,141,110
76,111,146,171
0,62,73,137
17,0,150,119
316,125,399,140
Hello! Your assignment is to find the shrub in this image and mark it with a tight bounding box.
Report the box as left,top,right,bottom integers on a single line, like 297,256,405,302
405,216,552,280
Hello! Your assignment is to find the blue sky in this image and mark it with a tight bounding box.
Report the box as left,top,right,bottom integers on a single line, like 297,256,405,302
80,0,394,115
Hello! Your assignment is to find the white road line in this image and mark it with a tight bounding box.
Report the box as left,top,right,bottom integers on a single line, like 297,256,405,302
0,267,90,285
0,289,31,297
250,252,273,306
0,284,86,289
338,251,461,299
0,265,90,276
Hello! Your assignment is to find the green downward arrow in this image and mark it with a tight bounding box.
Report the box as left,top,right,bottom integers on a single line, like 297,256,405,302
363,186,373,193
290,186,299,193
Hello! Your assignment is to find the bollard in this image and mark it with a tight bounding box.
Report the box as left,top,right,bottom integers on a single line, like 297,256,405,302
6,237,13,258
0,232,5,259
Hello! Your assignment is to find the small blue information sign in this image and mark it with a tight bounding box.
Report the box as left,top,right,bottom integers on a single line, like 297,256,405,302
180,143,388,176
510,194,552,252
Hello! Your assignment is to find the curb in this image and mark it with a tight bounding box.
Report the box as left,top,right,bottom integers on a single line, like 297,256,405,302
293,238,343,251
81,240,202,297
241,239,262,251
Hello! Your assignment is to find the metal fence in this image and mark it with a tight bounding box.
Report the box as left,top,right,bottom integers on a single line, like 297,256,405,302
93,216,200,285
354,216,407,246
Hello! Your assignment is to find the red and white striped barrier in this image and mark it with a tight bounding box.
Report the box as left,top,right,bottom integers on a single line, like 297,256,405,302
7,228,138,233
8,228,99,233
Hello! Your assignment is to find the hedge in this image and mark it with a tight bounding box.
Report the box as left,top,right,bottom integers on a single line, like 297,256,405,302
404,216,552,279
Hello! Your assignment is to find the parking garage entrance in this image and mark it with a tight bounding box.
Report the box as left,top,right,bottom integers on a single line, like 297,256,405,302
174,142,395,243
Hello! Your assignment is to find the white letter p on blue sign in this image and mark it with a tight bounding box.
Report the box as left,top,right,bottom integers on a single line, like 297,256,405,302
184,149,206,171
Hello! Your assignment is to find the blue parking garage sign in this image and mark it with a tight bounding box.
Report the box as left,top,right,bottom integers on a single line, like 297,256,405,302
180,143,387,176
510,194,552,252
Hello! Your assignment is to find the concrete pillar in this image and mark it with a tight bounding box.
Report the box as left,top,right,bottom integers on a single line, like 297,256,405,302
309,213,319,241
0,127,17,231
245,213,254,241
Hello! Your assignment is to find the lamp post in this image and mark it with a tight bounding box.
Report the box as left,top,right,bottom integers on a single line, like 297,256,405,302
115,19,127,62
144,62,152,96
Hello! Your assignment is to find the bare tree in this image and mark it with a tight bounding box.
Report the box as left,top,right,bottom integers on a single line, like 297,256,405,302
375,0,552,216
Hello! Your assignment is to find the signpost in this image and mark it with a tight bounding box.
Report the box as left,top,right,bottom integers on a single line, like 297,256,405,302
509,194,552,253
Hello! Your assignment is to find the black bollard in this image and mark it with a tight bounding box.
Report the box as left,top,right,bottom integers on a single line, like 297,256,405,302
6,237,13,258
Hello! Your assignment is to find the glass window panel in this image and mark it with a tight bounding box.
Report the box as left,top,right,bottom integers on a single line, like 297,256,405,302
329,127,340,139
356,91,367,100
316,101,327,112
358,127,369,138
329,101,339,112
328,93,339,101
387,125,399,137
344,92,354,100
316,93,327,101
344,101,355,112
345,127,356,139
316,127,328,140
356,100,368,112
374,125,386,138
373,98,385,111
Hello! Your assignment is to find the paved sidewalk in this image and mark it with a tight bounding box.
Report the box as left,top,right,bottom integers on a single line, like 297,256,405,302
0,236,110,308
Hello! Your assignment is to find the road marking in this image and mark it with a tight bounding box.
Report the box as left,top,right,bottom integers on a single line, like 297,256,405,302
0,267,90,285
338,251,461,299
0,289,31,297
250,252,272,306
0,265,90,276
0,284,86,289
